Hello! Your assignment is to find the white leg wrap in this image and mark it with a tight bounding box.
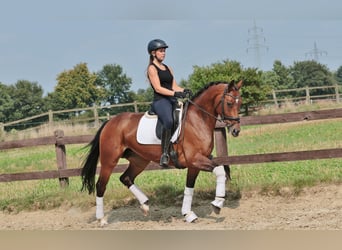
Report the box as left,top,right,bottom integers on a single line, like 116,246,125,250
211,197,225,209
213,165,226,197
182,187,198,223
96,196,104,219
181,187,194,216
129,184,149,205
184,211,198,223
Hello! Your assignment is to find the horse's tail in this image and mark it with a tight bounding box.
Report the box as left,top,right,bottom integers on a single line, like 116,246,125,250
81,121,108,194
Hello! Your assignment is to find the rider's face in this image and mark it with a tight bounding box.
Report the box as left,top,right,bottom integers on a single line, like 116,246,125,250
153,48,166,61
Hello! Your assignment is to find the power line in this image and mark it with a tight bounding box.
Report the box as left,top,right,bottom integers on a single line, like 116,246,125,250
305,42,327,61
246,20,269,69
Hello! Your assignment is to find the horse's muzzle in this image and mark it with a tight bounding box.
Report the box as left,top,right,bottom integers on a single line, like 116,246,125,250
228,123,240,137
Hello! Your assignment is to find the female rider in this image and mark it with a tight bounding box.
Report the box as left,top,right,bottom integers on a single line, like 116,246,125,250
146,39,191,167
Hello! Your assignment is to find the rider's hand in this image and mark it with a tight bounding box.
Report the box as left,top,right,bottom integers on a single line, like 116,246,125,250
183,88,193,97
174,91,187,98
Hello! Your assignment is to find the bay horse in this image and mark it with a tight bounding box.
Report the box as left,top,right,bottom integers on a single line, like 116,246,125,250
81,80,242,225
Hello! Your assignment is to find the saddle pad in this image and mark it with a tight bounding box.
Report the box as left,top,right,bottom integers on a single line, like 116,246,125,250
137,107,183,145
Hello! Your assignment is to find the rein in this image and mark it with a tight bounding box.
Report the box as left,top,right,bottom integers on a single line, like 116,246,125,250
187,99,224,122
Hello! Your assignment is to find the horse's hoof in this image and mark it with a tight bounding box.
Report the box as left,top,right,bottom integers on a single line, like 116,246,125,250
140,203,149,216
211,204,221,215
183,211,198,223
99,218,108,227
211,197,225,214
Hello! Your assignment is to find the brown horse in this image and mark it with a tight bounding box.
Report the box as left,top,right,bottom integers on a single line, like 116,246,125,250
81,80,242,225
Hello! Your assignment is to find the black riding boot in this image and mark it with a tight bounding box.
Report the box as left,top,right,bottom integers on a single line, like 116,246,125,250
160,128,172,167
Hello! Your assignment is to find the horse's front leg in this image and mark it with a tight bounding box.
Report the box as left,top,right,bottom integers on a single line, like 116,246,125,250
211,165,227,214
181,167,200,223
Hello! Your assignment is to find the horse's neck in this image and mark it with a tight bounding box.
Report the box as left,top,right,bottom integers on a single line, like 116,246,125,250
187,96,218,130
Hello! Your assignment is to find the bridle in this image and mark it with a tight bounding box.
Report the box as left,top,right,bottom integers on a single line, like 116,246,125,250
187,84,241,125
219,84,241,123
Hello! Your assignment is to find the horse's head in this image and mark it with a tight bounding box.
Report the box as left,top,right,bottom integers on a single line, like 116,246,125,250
217,80,242,137
188,80,242,137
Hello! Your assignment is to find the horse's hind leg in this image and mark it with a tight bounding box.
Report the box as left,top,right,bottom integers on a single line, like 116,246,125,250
95,146,122,226
120,150,150,216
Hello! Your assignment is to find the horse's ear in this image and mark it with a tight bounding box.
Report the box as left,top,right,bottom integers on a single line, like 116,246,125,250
228,80,235,89
235,80,243,90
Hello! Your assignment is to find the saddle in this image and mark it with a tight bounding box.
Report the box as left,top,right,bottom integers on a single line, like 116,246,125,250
136,102,183,145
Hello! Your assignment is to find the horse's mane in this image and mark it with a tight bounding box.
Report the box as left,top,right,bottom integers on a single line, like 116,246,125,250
191,81,229,101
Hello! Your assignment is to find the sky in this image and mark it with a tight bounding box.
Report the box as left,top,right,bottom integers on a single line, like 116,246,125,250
1,0,342,95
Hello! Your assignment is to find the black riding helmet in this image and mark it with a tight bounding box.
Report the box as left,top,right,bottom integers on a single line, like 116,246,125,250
147,39,168,54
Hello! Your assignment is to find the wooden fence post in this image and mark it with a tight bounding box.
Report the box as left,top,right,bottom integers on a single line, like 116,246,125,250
214,126,231,179
48,110,53,126
214,127,228,157
54,130,69,188
272,90,278,107
93,105,99,127
335,84,340,103
305,86,310,104
134,101,138,113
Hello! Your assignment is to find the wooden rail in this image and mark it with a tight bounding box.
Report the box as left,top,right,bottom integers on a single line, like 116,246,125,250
1,108,342,185
1,84,340,132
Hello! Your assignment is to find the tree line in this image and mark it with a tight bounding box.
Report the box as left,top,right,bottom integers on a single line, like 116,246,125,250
1,59,342,130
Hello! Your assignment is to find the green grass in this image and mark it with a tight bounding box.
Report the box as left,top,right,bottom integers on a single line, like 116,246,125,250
0,118,341,213
0,145,86,174
229,119,342,155
225,118,342,193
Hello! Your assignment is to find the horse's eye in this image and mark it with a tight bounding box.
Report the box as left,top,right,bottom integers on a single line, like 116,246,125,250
226,102,233,107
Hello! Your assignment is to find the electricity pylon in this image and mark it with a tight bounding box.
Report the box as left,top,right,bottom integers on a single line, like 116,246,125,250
305,42,327,61
246,20,269,69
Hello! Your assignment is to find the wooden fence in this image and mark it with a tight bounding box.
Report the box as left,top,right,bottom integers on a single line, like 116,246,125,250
1,84,341,133
0,102,150,133
269,85,341,106
1,108,342,186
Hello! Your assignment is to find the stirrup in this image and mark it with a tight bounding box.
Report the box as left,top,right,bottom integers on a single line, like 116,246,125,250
160,153,170,168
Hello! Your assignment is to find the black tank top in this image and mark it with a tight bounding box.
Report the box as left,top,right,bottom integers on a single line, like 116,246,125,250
151,63,174,100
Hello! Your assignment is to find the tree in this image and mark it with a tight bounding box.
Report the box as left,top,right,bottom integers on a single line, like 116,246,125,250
51,63,103,111
334,65,342,84
271,60,295,90
242,67,270,114
185,60,269,115
95,64,133,105
186,60,244,93
290,60,336,96
134,87,154,103
0,83,14,123
5,80,46,129
261,61,295,100
131,87,154,112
